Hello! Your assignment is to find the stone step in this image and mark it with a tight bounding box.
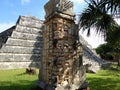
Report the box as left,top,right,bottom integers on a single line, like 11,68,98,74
18,16,43,28
16,24,43,35
5,38,42,47
0,46,42,54
11,31,43,41
0,61,40,69
0,54,41,62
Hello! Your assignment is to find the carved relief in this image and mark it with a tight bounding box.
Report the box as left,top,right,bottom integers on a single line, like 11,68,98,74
40,0,86,89
44,0,74,18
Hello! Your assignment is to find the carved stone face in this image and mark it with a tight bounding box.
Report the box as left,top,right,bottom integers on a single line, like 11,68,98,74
44,0,74,18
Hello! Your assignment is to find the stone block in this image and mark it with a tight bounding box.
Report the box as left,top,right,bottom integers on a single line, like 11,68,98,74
0,46,42,54
6,38,42,47
16,25,43,35
11,31,42,41
0,62,40,69
19,17,43,28
0,54,41,62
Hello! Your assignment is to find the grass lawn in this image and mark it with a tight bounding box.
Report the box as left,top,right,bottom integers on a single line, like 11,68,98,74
87,69,120,90
0,68,39,90
0,68,120,90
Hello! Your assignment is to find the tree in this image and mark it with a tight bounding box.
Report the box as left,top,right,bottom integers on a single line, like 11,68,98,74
79,0,120,66
106,24,120,46
95,44,113,60
79,0,120,37
96,43,120,66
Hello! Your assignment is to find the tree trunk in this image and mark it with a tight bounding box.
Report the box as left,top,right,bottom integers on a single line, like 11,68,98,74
118,59,120,67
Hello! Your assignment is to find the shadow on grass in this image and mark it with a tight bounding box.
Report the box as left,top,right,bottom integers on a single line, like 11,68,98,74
87,77,120,90
16,72,26,76
0,80,37,90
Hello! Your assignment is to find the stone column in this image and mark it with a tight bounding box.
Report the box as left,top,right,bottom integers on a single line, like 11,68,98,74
37,0,86,90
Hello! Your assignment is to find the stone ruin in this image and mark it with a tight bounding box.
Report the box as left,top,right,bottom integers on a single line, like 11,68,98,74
0,0,105,89
37,0,86,90
0,16,43,69
0,17,103,73
79,35,103,73
0,1,104,72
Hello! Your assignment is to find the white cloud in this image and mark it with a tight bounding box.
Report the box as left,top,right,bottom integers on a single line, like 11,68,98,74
0,23,15,33
71,0,85,4
21,0,31,5
70,0,105,48
114,18,120,25
79,30,105,48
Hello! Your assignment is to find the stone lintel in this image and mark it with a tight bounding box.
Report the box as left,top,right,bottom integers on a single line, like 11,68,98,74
44,11,75,23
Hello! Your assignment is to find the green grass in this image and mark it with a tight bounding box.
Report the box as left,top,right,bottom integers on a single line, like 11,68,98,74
0,68,39,90
0,68,120,90
87,69,120,90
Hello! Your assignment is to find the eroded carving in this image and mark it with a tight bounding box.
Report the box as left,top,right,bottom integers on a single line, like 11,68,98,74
44,0,74,18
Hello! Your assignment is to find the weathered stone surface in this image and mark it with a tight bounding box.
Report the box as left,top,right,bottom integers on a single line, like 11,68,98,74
11,31,42,41
18,16,43,28
6,38,42,47
0,62,40,70
0,26,15,49
0,15,43,69
0,54,41,62
0,46,42,54
79,35,103,73
0,14,103,73
37,0,86,90
16,24,43,35
44,0,74,19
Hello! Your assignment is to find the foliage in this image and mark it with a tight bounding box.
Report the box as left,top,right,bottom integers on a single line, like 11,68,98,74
79,0,115,37
79,0,120,67
0,69,39,90
96,43,120,59
79,0,120,46
87,67,120,90
79,0,117,36
96,43,120,67
106,24,120,46
95,43,113,60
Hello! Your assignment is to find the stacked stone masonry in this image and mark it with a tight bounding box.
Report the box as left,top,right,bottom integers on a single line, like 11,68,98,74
0,16,43,69
79,35,103,72
37,0,86,90
0,15,103,73
42,17,85,87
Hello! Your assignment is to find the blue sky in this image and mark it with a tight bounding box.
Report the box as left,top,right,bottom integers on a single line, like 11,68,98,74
0,0,46,22
0,0,105,48
0,0,48,31
0,0,85,32
0,0,87,32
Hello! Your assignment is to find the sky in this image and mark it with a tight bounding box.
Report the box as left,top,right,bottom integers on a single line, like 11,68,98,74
0,0,105,48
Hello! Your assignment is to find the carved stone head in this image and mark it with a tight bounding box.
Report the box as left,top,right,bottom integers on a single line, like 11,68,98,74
44,0,74,19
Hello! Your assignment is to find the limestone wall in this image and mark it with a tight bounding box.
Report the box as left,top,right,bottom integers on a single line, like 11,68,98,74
0,15,102,71
0,16,43,69
79,35,103,72
0,26,15,49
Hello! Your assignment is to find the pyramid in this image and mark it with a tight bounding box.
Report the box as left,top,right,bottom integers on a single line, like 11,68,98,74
0,16,43,69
